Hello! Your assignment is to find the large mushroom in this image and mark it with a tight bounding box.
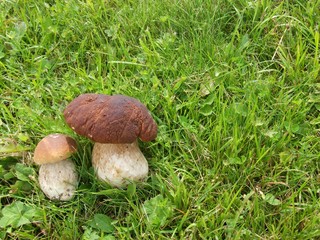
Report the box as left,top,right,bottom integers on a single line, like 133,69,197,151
34,133,78,201
63,94,157,187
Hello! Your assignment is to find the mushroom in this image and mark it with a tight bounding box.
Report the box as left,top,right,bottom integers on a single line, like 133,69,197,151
34,133,78,201
63,94,157,187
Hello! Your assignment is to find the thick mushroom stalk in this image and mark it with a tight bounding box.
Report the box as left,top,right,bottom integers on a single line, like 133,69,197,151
92,141,148,187
34,134,78,201
38,159,78,201
63,94,157,188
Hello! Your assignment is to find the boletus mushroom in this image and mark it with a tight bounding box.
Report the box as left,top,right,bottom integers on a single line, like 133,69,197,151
63,94,157,187
34,133,78,201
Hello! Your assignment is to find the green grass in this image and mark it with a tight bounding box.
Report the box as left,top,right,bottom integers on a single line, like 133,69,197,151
0,0,319,239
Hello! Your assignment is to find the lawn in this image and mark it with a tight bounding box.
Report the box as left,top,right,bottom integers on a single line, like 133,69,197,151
0,0,319,239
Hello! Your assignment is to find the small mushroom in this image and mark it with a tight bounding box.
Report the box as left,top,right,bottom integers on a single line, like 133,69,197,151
34,133,78,201
63,94,157,187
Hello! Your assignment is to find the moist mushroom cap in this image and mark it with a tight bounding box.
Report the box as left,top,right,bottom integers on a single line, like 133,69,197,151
34,134,77,164
63,94,158,144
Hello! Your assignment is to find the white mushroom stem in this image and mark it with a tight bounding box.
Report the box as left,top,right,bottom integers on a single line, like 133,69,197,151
38,159,78,201
92,140,148,187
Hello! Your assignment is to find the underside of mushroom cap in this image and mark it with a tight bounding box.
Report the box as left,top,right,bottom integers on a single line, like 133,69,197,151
63,94,158,144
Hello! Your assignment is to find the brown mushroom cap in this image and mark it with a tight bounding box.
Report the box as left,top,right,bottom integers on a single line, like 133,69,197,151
63,94,157,144
34,134,77,164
